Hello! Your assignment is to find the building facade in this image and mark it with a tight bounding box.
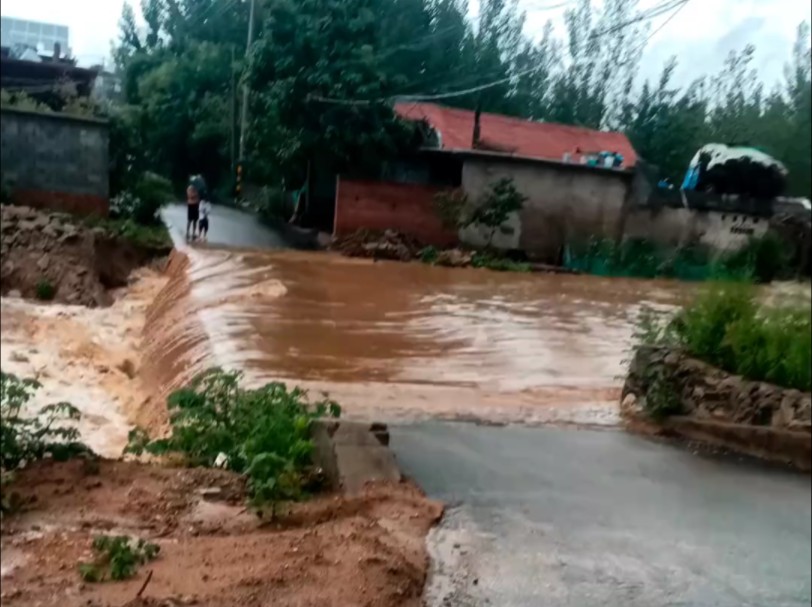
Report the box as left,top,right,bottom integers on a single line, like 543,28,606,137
1,17,69,56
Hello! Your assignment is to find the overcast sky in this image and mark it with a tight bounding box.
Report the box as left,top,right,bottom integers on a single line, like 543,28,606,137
1,0,810,89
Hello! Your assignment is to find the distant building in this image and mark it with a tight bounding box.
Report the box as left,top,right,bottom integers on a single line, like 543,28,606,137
90,64,123,103
1,18,96,107
0,17,69,57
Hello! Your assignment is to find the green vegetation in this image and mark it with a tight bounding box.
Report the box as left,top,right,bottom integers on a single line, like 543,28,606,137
418,246,440,264
1,371,90,514
34,280,56,301
640,284,812,391
125,369,340,514
470,178,527,247
109,172,174,227
110,1,810,199
566,234,794,283
78,535,160,583
471,252,531,273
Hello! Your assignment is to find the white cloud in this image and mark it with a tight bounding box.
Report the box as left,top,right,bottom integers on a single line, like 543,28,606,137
1,0,808,87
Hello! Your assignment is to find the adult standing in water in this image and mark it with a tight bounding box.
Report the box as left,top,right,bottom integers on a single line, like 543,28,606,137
186,183,201,240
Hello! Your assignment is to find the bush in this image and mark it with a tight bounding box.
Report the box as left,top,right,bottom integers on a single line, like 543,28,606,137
1,371,89,483
643,284,812,391
110,172,174,226
255,186,293,223
719,232,792,283
78,535,160,582
419,246,439,264
34,279,56,301
125,369,340,512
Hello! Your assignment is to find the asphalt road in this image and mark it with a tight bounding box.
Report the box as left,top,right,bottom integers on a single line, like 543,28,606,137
391,423,812,607
161,202,291,249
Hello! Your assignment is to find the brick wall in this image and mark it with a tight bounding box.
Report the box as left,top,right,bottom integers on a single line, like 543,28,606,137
1,108,109,216
334,178,458,247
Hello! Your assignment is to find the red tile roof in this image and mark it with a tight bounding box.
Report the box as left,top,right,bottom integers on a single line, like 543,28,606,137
394,102,638,168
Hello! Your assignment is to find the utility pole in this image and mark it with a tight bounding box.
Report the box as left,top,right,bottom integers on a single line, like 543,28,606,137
238,0,255,163
230,45,237,175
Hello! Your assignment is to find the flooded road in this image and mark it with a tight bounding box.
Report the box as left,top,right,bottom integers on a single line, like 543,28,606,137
156,204,689,425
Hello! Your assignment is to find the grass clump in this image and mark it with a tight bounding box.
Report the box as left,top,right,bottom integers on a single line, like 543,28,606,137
78,535,160,582
34,279,56,301
83,215,171,249
471,251,531,273
125,368,340,513
641,284,811,391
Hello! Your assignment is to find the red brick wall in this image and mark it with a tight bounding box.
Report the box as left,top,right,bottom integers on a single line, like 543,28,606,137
11,189,109,217
334,179,458,247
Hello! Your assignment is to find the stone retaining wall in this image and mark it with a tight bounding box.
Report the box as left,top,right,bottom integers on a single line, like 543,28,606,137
622,345,811,469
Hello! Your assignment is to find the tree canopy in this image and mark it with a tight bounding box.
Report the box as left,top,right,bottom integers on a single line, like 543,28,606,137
111,0,812,198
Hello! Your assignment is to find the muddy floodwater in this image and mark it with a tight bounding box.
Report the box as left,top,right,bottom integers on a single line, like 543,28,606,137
142,245,691,426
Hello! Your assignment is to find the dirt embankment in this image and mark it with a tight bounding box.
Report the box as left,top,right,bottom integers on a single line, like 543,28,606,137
1,205,171,307
1,218,445,606
1,460,442,607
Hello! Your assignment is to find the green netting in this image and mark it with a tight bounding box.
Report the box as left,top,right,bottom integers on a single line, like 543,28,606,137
563,239,756,282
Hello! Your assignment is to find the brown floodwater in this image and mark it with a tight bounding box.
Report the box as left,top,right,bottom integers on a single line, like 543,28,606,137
142,246,690,426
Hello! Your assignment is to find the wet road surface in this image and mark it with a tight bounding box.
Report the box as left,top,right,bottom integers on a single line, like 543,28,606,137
392,422,812,607
162,202,291,249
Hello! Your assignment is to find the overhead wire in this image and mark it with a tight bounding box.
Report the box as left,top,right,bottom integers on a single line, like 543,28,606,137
309,0,690,106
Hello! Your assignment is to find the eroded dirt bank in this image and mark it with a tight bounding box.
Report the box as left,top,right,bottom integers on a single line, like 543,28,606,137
1,205,171,307
1,460,441,607
1,232,444,606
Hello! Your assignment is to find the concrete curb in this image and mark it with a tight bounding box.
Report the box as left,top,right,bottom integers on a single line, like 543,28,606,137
312,420,402,494
623,413,812,472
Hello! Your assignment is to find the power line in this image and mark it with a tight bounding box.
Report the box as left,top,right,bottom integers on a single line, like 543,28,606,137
311,0,689,106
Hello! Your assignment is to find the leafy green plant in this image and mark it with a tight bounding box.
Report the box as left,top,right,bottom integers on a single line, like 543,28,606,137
641,367,683,421
468,178,526,247
125,369,340,512
1,372,90,514
78,535,160,582
720,232,792,283
254,186,293,223
1,372,88,470
110,172,174,226
34,279,56,301
419,246,439,264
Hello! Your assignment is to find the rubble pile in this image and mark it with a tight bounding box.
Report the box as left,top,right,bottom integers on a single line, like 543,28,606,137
331,229,425,261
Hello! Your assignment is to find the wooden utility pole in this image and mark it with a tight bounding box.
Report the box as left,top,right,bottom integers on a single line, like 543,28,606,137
230,45,237,174
238,0,256,163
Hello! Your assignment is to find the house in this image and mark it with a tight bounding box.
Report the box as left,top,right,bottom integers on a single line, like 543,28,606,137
333,102,640,260
1,43,98,103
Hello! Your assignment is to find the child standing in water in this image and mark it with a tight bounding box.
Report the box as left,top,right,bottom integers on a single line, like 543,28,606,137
199,199,211,240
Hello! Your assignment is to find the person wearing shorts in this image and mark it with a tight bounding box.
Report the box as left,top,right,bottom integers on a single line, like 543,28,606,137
186,184,200,240
199,199,211,240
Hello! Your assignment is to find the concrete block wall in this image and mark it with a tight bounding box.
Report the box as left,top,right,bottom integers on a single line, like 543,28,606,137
334,179,458,247
1,108,109,216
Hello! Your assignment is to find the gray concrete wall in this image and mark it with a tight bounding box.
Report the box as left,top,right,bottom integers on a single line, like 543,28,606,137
0,107,109,215
624,206,769,254
461,157,631,260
